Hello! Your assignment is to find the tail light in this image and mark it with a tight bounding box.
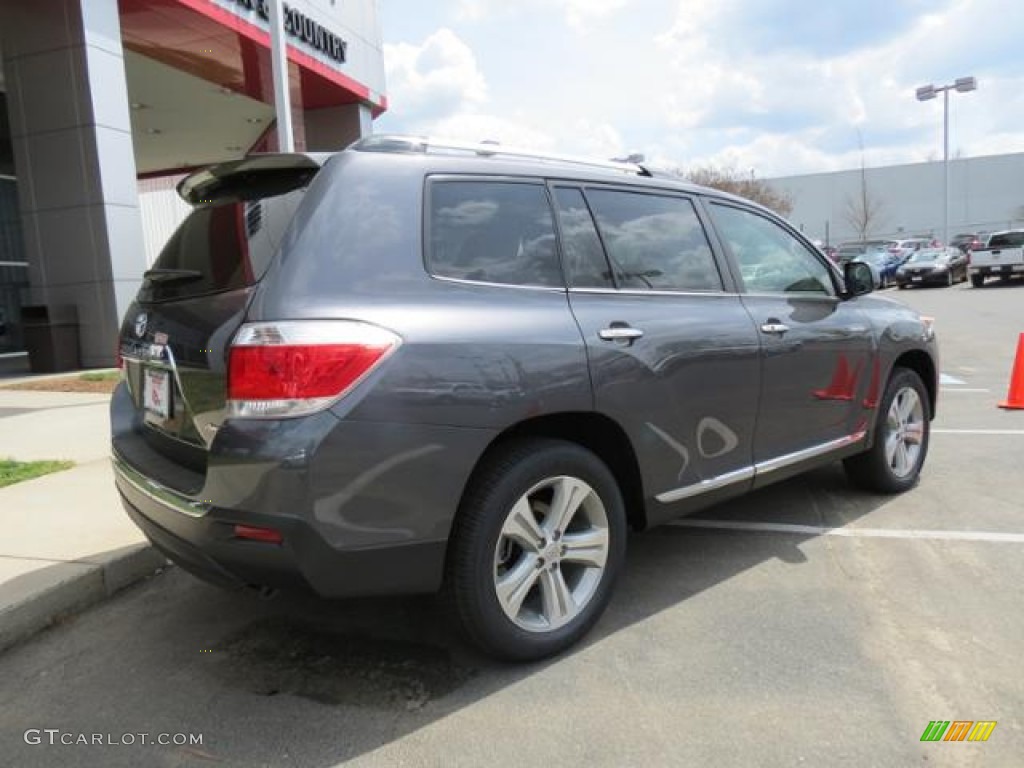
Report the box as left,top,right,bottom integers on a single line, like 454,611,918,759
233,524,283,544
227,320,401,418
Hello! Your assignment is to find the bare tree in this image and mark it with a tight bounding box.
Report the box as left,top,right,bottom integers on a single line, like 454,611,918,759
844,131,885,240
673,164,794,217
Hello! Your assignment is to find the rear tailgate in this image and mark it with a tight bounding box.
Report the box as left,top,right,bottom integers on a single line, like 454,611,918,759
971,231,1024,269
115,154,324,488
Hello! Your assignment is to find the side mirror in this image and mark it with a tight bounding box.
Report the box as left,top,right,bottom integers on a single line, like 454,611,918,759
843,261,874,298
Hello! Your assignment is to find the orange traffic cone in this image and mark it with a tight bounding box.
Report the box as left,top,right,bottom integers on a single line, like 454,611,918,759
999,333,1024,410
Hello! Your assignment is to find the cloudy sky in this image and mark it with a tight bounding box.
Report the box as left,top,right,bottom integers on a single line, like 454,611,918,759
375,0,1024,178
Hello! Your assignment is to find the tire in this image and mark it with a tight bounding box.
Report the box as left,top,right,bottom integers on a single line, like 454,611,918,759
971,274,984,288
844,367,930,494
445,438,627,661
897,283,907,290
946,271,954,287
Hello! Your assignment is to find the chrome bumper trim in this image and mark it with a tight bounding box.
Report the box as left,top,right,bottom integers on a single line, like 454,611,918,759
111,450,210,518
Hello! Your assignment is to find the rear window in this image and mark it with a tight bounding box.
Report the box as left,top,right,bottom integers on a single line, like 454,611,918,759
427,180,562,287
139,188,306,303
988,231,1024,248
585,189,722,292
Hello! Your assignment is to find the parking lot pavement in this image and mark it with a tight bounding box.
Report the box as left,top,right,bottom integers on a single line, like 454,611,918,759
1,283,1022,768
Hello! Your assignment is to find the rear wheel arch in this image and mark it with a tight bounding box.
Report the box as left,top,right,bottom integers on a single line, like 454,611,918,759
456,412,647,534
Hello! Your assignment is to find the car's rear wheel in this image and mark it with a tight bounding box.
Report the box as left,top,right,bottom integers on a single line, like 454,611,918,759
445,439,626,661
971,274,984,288
844,367,930,493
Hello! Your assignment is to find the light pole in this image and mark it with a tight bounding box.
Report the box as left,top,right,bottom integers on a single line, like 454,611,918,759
915,76,977,246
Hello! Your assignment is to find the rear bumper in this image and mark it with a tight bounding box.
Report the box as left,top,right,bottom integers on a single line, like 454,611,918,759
114,451,449,596
969,264,1024,277
112,442,454,598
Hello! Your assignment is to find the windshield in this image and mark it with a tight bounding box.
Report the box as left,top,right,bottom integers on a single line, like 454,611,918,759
909,250,944,262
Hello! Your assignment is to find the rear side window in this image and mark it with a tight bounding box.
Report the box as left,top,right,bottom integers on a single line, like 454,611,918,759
552,187,614,288
584,189,723,292
427,181,562,287
139,189,305,303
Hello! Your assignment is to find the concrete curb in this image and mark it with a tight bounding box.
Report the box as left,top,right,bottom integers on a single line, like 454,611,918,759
0,543,169,654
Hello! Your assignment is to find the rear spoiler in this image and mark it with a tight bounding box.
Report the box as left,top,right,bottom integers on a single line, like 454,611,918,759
176,153,330,205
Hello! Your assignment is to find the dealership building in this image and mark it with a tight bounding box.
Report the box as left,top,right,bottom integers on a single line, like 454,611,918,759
0,0,385,368
767,152,1024,247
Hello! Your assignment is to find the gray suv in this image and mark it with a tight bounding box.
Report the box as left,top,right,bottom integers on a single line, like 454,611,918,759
112,136,938,660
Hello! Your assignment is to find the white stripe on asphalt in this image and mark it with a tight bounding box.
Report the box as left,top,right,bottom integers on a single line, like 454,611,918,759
933,428,1024,435
938,388,990,393
940,373,967,385
668,519,1024,543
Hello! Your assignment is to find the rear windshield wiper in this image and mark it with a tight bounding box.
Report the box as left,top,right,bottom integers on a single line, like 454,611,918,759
143,268,203,285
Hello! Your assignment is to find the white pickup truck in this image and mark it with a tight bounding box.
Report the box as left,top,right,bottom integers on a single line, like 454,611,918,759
969,230,1024,287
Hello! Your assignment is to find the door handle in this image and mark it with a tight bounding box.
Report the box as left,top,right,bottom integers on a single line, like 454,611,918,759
599,325,644,342
760,322,790,335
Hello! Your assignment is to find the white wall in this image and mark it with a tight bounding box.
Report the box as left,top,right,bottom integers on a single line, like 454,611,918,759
137,175,189,267
768,152,1024,245
209,0,385,107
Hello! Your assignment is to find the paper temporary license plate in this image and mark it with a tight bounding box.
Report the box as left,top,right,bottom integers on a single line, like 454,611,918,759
143,368,171,419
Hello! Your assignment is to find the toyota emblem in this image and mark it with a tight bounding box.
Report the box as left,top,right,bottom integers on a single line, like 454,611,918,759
134,312,148,338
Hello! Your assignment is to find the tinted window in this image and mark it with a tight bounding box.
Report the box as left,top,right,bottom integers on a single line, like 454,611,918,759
552,187,613,288
585,190,722,291
140,189,305,303
428,181,561,287
708,203,834,295
988,231,1024,248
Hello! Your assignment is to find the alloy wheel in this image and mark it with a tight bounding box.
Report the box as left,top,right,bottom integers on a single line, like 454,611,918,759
492,476,609,632
884,386,925,478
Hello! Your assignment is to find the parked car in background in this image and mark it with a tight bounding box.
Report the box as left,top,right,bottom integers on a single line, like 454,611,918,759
811,240,840,263
110,137,938,661
950,233,983,254
835,240,897,262
889,238,931,264
837,241,900,288
968,230,1024,287
856,249,902,289
895,247,968,288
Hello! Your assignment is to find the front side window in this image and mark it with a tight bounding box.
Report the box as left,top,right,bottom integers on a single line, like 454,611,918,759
427,180,562,287
585,189,723,292
708,203,834,295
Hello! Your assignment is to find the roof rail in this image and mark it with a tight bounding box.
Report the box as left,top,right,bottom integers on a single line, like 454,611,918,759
352,134,652,176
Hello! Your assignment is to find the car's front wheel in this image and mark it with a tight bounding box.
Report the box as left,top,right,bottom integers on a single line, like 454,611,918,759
844,367,930,493
446,439,627,661
971,274,984,288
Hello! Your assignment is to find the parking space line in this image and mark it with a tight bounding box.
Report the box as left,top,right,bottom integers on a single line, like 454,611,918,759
939,387,990,393
668,519,1024,543
933,429,1024,435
